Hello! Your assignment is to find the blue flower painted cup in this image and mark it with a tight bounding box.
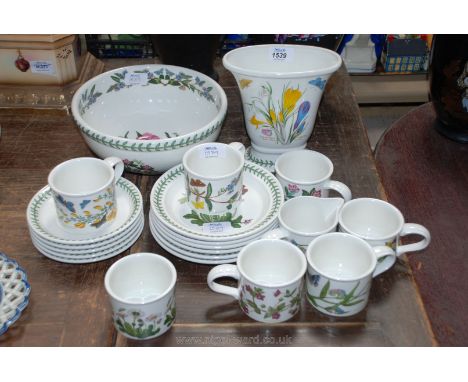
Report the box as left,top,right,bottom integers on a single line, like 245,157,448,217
48,156,123,233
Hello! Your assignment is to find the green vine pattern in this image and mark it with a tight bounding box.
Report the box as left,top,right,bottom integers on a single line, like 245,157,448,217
114,295,176,339
245,149,275,169
29,178,141,242
77,121,223,153
151,163,283,238
306,275,370,315
239,284,301,321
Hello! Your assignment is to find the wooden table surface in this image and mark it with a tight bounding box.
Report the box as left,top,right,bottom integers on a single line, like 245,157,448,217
0,58,435,346
375,103,468,346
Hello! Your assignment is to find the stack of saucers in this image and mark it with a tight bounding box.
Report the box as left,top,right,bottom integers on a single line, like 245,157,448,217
27,178,144,264
149,162,284,264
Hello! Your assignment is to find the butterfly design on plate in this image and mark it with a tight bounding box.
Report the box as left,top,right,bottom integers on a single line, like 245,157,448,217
55,194,75,213
308,77,327,90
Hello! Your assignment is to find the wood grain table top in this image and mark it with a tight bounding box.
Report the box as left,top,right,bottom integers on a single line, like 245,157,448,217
0,58,435,346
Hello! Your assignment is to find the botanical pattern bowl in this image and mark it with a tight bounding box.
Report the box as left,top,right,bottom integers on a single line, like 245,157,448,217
71,65,228,175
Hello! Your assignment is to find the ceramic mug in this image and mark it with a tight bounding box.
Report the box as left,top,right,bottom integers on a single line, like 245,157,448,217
183,142,245,217
275,149,352,201
262,196,344,252
104,253,177,340
207,239,306,323
305,232,396,317
338,198,431,257
48,156,124,233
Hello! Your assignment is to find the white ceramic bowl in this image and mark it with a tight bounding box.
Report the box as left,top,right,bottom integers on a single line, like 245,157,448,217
71,64,227,175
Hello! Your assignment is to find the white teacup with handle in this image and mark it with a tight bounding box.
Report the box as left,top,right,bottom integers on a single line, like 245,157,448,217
262,196,344,252
183,142,245,218
275,149,352,201
48,156,124,233
338,198,431,257
305,232,397,317
207,239,306,323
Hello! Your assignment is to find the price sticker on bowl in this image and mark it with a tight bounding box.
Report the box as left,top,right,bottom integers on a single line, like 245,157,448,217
270,47,294,62
203,222,232,234
200,145,226,158
124,72,147,86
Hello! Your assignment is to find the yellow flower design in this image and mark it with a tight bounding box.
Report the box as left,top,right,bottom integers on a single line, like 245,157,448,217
269,109,277,124
239,79,252,89
106,208,117,221
74,222,86,229
192,200,205,210
250,115,265,129
283,88,302,114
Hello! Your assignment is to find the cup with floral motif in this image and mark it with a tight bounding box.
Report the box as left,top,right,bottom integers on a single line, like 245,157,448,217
207,239,306,323
305,232,396,317
48,156,123,233
104,252,177,340
262,196,344,252
338,198,431,257
275,149,352,201
182,142,245,219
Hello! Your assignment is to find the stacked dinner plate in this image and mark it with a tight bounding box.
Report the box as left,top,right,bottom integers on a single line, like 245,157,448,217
149,162,284,264
27,178,144,264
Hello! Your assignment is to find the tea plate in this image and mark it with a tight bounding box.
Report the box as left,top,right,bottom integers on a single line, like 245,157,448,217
150,162,283,242
29,211,144,252
31,215,144,256
149,211,273,252
32,219,144,263
27,178,143,245
0,252,31,336
149,214,245,255
149,220,237,264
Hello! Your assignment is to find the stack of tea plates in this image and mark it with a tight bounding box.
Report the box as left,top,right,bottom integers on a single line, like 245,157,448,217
149,162,284,264
27,178,144,264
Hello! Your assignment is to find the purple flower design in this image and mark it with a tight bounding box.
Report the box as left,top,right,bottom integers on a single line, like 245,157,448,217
274,289,281,297
137,132,160,140
272,312,281,320
288,183,300,193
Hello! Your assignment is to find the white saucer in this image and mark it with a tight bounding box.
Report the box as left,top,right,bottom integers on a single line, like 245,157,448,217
150,220,237,265
30,211,144,252
32,219,144,264
149,214,245,255
0,252,31,336
32,215,144,256
27,178,143,245
149,211,272,253
150,162,283,242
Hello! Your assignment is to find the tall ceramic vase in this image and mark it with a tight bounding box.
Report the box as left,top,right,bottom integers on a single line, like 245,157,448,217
223,44,342,171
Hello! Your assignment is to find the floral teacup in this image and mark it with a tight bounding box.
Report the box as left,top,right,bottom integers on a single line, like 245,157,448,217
104,253,177,340
48,156,123,233
207,239,306,323
275,149,352,201
182,142,245,219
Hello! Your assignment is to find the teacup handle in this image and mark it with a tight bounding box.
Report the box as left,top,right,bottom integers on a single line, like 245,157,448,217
104,157,124,183
229,142,246,156
261,227,289,240
322,180,352,202
372,246,397,277
207,264,240,300
396,223,431,256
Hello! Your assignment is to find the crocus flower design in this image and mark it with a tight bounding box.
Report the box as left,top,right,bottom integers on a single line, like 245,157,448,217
246,83,310,144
